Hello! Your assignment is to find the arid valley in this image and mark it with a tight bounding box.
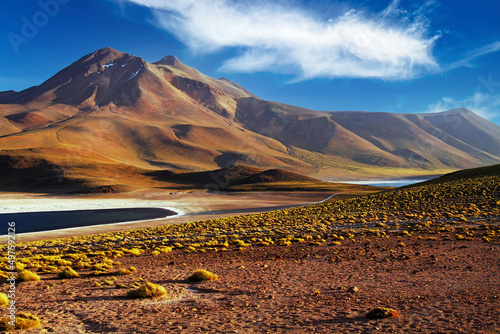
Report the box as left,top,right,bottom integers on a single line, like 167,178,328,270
1,1,500,333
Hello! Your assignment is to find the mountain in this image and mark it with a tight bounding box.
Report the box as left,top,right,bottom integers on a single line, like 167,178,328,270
235,99,500,169
0,47,499,192
147,165,318,189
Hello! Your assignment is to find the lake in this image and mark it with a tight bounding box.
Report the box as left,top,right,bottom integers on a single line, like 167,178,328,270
1,207,177,234
340,178,435,187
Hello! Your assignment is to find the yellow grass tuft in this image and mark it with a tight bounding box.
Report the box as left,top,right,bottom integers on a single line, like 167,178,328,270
188,269,218,283
122,248,143,256
58,267,80,279
17,270,41,282
0,293,8,307
117,266,137,275
158,246,173,254
127,282,167,299
0,312,41,331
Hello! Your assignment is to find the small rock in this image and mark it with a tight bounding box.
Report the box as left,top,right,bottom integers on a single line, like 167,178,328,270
348,286,359,293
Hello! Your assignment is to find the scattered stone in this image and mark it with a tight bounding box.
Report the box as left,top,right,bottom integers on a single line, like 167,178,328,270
366,307,399,319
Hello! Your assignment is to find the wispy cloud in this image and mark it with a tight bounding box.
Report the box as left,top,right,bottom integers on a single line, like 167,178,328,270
427,92,500,121
444,41,500,72
118,0,439,80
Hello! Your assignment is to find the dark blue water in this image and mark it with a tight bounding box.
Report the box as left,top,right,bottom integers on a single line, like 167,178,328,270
1,208,176,234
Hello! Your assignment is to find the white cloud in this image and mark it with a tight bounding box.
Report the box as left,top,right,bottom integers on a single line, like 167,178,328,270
118,0,439,80
427,92,500,120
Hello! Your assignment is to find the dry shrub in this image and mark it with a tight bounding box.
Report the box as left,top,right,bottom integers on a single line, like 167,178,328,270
118,266,137,275
122,248,142,256
0,293,8,307
366,307,399,319
0,312,41,331
188,269,218,282
17,270,41,282
58,267,80,279
127,282,167,299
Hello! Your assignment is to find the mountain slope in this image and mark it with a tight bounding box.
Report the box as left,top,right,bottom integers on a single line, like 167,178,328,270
0,48,307,175
0,47,499,190
235,97,500,170
420,108,500,157
328,109,500,168
410,163,500,187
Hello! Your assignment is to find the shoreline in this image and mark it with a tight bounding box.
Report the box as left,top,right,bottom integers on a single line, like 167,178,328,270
1,207,179,235
0,190,335,244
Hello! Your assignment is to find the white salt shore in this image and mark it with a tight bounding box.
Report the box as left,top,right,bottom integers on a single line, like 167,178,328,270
0,197,182,215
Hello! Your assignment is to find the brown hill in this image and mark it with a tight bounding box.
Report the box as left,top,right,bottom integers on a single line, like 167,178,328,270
0,148,155,193
0,153,85,192
237,168,318,184
148,165,318,188
148,165,266,188
147,165,363,192
0,47,499,192
406,163,500,188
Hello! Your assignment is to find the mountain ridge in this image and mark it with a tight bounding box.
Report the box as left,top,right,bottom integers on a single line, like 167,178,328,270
0,47,499,191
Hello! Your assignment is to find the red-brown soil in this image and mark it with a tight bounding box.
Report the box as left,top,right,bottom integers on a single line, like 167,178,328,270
9,234,499,333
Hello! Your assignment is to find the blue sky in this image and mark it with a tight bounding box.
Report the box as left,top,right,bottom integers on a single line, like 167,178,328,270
1,0,499,125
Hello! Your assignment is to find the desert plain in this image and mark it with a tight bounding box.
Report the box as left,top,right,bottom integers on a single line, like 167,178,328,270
0,164,498,333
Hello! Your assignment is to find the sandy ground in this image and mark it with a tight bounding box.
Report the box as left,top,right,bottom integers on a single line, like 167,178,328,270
0,190,334,243
10,234,500,333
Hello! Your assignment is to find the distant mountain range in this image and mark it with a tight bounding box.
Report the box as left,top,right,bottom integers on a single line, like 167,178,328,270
0,47,499,191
